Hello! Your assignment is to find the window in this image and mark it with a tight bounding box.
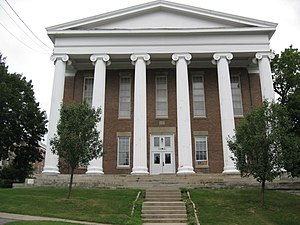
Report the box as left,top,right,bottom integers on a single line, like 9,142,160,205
117,136,130,167
192,75,206,117
231,75,243,116
119,74,131,118
83,77,94,106
156,75,168,117
195,136,208,166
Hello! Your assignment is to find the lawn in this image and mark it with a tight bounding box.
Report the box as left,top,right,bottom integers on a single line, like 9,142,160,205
6,222,81,225
0,188,142,225
189,189,300,225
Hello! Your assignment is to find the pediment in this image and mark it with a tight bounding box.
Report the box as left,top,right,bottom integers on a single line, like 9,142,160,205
47,0,277,32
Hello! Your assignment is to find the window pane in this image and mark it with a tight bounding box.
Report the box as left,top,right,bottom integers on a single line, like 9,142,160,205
118,137,130,166
83,78,94,106
156,76,168,117
231,75,243,116
154,153,160,164
195,136,208,162
154,137,159,147
165,153,171,164
119,75,131,118
192,75,205,117
165,137,171,147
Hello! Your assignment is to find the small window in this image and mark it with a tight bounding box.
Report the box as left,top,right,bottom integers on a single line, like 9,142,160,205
119,74,131,118
195,136,208,166
156,75,168,117
83,77,94,106
117,136,130,167
231,75,243,116
192,75,206,117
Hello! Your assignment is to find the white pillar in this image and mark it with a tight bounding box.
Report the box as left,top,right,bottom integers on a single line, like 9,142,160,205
130,54,150,175
172,53,195,175
212,53,239,174
255,52,275,101
86,54,110,174
43,54,69,174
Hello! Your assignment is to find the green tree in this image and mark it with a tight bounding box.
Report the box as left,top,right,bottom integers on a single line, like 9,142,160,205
0,53,47,182
228,101,293,207
272,45,300,105
50,102,102,199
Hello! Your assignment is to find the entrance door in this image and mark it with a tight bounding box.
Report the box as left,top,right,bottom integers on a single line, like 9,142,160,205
151,134,175,175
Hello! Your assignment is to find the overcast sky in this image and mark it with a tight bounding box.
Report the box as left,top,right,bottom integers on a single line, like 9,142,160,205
1,0,300,120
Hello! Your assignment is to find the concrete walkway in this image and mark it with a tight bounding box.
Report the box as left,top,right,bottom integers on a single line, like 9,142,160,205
0,212,109,225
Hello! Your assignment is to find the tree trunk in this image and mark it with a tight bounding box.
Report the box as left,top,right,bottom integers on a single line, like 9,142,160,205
67,168,75,199
260,179,266,207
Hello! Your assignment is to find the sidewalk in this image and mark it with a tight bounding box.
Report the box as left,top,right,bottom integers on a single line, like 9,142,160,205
0,212,109,225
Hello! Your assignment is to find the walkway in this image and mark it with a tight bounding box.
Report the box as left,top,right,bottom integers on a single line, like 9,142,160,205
0,212,109,225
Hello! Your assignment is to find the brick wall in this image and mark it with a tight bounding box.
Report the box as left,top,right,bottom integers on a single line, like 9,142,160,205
62,67,262,174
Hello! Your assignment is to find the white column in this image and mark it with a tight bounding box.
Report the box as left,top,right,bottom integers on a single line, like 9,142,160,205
172,53,195,175
212,53,239,174
43,54,69,174
86,54,110,174
255,52,275,101
130,54,150,175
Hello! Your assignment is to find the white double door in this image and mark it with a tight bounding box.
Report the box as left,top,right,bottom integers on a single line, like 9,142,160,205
150,134,175,175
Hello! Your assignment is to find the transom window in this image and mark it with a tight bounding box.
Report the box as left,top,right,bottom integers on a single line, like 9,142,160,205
155,74,168,118
117,136,130,167
119,74,131,118
195,136,208,166
231,75,243,116
83,77,94,106
192,75,206,117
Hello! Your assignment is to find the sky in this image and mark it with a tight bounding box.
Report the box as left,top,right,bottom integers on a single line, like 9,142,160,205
1,0,300,123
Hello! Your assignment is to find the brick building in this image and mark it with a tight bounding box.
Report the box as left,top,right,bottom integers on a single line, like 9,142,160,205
43,1,276,175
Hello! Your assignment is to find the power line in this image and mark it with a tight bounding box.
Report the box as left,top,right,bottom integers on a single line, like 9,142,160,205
4,0,53,51
0,21,48,54
0,3,50,53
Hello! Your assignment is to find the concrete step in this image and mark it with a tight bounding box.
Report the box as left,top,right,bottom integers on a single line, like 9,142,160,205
145,197,181,202
143,201,185,207
143,213,187,219
142,209,186,214
143,223,187,225
143,218,187,223
142,205,186,211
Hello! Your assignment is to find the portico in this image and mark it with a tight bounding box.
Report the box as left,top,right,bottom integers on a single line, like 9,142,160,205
43,0,277,176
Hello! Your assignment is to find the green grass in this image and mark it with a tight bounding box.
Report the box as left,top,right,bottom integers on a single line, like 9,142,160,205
189,188,300,225
6,222,81,225
0,188,142,225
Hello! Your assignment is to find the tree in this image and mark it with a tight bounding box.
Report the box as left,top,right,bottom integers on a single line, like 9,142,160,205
50,102,102,199
272,45,300,105
228,101,293,207
272,46,300,177
0,53,47,182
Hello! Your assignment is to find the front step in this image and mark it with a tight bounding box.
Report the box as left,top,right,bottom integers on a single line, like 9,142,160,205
142,189,187,224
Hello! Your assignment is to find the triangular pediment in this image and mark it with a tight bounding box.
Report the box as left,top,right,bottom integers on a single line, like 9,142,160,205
47,0,277,32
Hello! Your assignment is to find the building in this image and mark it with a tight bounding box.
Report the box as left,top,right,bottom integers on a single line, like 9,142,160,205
42,0,276,175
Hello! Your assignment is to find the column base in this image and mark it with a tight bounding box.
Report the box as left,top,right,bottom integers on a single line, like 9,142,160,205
131,167,149,175
223,167,239,174
42,167,60,174
177,166,195,175
86,167,104,175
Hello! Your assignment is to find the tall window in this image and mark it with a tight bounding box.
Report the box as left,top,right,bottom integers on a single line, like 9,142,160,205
83,77,94,106
231,75,243,116
195,136,208,166
156,75,168,117
119,74,131,118
117,136,130,167
192,75,206,117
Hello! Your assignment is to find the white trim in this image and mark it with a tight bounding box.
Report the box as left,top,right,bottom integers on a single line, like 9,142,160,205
195,136,208,166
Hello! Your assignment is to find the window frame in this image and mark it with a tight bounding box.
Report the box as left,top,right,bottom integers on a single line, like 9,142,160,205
195,135,208,167
155,73,168,119
230,74,243,117
117,135,131,168
192,74,206,118
118,73,132,119
83,76,94,106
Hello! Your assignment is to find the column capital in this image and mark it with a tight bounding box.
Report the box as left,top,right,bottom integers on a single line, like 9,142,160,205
50,54,70,64
130,53,150,65
255,52,275,60
90,54,111,66
171,53,192,65
212,53,233,64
